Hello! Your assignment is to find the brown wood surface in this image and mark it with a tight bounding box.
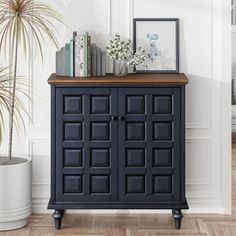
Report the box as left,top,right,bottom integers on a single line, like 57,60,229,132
48,73,189,85
1,143,235,235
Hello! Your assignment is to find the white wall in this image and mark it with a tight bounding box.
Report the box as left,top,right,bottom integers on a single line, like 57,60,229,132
232,26,236,132
233,27,236,80
0,0,231,214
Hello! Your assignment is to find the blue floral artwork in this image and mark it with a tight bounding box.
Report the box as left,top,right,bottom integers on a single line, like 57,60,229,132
146,33,161,63
135,20,177,72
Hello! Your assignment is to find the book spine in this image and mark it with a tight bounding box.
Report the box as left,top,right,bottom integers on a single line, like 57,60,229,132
75,35,81,77
84,32,89,77
61,47,65,76
69,39,73,77
73,31,77,77
56,50,61,75
65,44,70,76
88,36,92,77
92,44,97,76
79,35,85,77
101,51,106,76
96,47,101,76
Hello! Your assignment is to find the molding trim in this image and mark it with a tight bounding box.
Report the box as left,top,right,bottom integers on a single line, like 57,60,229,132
129,0,134,39
109,0,112,35
232,25,236,33
186,138,212,186
28,138,50,185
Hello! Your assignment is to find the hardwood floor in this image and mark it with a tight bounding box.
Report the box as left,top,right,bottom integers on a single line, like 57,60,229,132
1,145,235,236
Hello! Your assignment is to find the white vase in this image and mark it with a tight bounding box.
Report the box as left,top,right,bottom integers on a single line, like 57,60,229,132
114,60,128,76
0,156,32,231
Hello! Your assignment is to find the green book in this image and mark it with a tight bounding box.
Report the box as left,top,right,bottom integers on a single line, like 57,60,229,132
84,32,88,77
69,39,73,77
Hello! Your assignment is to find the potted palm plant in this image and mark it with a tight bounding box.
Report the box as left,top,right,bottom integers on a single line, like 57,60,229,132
0,0,61,231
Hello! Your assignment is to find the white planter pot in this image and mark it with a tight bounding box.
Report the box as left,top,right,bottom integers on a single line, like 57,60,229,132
0,156,32,231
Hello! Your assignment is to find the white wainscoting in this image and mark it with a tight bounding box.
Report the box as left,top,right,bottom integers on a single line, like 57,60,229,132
0,0,230,214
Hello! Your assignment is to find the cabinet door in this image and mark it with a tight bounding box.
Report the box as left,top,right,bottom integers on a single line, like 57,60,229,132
55,88,118,202
118,88,181,202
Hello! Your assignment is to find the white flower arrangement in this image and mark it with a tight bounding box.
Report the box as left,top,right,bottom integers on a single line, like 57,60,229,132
106,33,148,67
129,47,149,67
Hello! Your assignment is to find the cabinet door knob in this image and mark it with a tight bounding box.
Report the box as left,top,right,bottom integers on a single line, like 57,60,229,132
119,116,125,121
111,116,118,121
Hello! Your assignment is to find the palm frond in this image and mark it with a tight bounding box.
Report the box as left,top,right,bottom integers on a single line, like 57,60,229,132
0,0,63,60
0,0,62,158
0,67,31,144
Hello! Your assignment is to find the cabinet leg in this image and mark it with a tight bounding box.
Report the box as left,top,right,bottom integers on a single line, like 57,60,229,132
172,209,183,230
53,210,64,230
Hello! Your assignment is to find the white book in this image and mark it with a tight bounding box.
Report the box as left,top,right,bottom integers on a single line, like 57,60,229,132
75,35,81,77
79,35,85,77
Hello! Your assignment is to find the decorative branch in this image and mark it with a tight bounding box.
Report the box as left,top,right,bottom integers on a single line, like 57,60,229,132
0,0,62,160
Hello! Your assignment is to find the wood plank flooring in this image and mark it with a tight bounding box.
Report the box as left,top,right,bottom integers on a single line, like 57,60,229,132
1,145,236,236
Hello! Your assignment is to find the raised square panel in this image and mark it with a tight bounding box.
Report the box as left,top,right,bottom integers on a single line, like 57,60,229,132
64,149,82,167
153,96,172,114
91,122,109,140
64,123,82,140
91,175,110,193
153,122,172,140
126,175,145,194
153,175,172,193
64,96,82,114
126,149,145,167
64,176,82,193
91,149,109,167
126,96,145,114
153,149,172,167
126,122,145,140
91,96,109,114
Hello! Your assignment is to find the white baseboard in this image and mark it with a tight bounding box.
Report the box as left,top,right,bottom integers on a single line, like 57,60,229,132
32,183,226,214
32,197,227,215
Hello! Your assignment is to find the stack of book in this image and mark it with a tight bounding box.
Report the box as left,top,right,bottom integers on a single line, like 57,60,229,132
56,31,106,77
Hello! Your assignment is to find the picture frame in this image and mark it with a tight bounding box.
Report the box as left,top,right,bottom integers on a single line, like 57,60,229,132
133,18,179,74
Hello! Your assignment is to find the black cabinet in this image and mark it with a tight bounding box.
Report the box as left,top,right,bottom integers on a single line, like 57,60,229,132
48,74,189,230
55,88,117,202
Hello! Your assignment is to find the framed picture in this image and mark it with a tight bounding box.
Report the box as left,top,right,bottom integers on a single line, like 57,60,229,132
133,18,179,73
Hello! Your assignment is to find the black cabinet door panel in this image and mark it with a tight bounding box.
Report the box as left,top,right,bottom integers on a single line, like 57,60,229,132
118,88,181,202
55,88,118,202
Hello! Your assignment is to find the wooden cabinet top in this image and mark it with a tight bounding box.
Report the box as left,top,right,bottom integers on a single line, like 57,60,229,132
48,73,189,85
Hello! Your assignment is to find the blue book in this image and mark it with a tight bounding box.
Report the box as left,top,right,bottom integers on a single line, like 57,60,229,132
73,31,77,77
69,40,73,77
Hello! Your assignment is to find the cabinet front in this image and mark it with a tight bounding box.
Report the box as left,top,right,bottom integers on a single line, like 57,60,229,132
54,86,183,204
55,88,118,202
118,88,181,202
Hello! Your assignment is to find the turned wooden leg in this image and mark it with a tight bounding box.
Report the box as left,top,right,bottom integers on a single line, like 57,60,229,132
53,210,64,229
172,209,183,229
